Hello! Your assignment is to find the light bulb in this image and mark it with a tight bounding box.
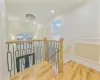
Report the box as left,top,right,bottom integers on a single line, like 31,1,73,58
34,36,37,39
51,10,55,14
12,36,15,40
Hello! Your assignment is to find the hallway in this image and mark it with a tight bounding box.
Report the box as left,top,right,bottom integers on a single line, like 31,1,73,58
0,0,100,80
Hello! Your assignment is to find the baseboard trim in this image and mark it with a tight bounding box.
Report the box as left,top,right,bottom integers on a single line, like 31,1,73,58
64,57,73,64
73,56,100,71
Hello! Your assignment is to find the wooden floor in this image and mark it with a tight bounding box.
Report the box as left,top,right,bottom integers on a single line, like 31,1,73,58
9,61,57,80
60,61,100,80
10,61,100,80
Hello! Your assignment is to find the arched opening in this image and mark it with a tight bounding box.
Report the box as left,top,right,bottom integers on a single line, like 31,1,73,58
16,32,32,40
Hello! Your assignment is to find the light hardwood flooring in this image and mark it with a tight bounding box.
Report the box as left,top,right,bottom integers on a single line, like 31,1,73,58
9,61,100,80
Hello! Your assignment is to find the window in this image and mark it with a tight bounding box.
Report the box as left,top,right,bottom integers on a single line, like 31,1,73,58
16,32,32,40
52,20,61,40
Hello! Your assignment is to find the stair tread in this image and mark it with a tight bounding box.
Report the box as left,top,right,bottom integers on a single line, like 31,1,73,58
61,63,79,80
34,64,52,77
37,68,56,80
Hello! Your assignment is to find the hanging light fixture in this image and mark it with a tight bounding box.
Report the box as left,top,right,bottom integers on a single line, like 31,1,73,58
25,14,35,20
25,14,37,24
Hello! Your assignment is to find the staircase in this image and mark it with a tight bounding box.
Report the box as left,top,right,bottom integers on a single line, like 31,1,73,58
9,61,58,80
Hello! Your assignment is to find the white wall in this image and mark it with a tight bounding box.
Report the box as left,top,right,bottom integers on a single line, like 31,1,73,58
52,0,99,45
8,19,50,40
0,0,9,80
8,19,36,40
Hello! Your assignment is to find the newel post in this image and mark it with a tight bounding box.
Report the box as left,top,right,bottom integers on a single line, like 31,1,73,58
44,37,47,60
59,38,64,74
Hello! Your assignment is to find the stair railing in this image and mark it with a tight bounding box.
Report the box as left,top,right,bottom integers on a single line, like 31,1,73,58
6,39,45,77
6,37,64,77
47,38,64,76
47,43,60,74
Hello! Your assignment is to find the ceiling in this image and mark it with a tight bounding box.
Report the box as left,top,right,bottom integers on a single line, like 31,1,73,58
7,0,88,24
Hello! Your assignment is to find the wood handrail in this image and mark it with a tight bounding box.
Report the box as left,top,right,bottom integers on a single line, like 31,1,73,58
6,40,43,44
47,40,60,42
6,40,59,44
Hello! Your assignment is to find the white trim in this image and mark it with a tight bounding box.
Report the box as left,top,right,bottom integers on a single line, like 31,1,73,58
75,39,100,45
64,39,100,52
64,57,73,64
63,39,100,71
64,39,100,51
73,56,100,71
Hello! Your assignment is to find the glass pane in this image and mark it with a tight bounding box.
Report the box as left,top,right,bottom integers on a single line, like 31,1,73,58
16,32,32,40
52,20,61,40
52,20,61,33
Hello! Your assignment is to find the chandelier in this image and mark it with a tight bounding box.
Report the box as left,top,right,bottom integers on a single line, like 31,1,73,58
25,14,35,20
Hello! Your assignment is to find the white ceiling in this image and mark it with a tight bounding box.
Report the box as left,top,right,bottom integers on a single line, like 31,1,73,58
7,0,88,24
7,0,86,3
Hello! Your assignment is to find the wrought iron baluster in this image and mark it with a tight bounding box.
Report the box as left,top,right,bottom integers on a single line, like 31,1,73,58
50,41,52,62
28,42,31,54
32,42,35,54
40,41,42,62
51,41,53,64
39,41,41,62
49,41,52,59
53,41,55,69
57,42,60,73
35,41,38,64
7,44,12,77
38,41,40,63
34,42,37,64
41,41,44,61
15,43,20,57
15,43,20,72
40,41,42,61
22,42,25,56
47,41,50,60
28,42,31,66
42,41,44,61
20,43,22,56
32,42,35,64
26,42,28,55
21,42,25,71
37,42,39,63
30,42,33,66
55,42,58,72
48,41,50,61
19,43,23,71
12,44,16,75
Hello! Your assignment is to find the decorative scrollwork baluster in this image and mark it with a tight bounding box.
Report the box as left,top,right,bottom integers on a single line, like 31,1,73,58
12,44,16,75
7,44,12,77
